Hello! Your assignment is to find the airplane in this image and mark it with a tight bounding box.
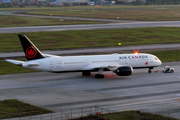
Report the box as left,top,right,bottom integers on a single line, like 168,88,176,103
5,34,162,78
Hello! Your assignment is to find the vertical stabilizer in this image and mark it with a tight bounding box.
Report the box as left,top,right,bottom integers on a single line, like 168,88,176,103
18,34,45,61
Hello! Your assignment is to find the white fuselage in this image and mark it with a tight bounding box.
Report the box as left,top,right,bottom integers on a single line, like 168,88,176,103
25,53,162,72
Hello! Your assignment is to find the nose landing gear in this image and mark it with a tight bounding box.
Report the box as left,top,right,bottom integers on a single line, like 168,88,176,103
148,67,153,73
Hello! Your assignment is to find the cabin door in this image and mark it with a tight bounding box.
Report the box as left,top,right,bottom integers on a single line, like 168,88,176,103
85,59,89,66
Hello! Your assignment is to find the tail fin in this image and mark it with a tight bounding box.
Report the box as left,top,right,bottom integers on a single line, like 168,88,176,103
18,34,45,61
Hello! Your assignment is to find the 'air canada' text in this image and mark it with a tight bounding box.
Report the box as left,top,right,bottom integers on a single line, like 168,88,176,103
119,55,148,59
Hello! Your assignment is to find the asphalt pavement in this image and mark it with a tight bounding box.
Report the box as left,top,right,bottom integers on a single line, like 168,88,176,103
1,21,180,33
1,62,180,119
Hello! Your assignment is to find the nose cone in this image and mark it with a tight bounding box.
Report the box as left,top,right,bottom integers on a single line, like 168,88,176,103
158,59,162,65
153,55,162,66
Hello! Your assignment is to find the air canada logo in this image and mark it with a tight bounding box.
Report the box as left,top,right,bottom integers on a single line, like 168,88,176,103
26,47,37,58
145,62,148,65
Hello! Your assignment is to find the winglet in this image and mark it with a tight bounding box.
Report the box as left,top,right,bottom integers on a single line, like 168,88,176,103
18,34,45,61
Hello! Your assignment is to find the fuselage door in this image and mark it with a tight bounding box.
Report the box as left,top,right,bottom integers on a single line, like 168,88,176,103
85,59,89,66
50,61,54,68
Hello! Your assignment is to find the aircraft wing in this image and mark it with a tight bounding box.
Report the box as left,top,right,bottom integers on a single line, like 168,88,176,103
5,59,40,67
82,63,119,71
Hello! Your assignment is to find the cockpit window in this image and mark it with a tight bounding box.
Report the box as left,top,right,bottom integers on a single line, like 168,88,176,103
155,57,158,60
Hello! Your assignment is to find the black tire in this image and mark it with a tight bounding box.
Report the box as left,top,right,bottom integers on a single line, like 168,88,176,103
95,74,104,78
148,70,152,73
82,71,91,76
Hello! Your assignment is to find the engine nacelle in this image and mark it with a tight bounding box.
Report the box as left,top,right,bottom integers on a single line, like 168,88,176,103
114,66,133,76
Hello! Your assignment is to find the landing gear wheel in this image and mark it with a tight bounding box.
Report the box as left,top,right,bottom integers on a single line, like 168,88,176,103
82,71,91,76
95,74,104,78
148,69,152,73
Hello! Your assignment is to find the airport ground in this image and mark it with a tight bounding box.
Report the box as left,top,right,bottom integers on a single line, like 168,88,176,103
1,62,180,119
1,5,180,120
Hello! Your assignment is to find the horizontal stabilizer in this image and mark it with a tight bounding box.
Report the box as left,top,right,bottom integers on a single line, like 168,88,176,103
5,59,25,66
5,59,40,67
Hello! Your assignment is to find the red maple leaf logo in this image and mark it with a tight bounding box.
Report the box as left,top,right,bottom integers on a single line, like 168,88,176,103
26,47,37,58
145,62,148,65
28,49,35,55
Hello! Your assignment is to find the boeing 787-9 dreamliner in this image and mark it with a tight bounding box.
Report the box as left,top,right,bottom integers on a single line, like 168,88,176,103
6,35,162,78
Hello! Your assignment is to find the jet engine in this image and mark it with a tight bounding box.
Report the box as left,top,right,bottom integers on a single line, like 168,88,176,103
114,66,133,76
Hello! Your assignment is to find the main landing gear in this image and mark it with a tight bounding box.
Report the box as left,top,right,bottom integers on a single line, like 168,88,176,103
82,68,105,78
95,74,104,78
82,71,91,76
95,68,104,78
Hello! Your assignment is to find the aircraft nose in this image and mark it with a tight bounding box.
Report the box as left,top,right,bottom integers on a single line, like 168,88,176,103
159,60,162,65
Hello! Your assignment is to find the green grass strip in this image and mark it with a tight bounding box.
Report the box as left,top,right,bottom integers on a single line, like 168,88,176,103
1,27,180,52
0,99,53,119
0,15,106,27
27,8,180,21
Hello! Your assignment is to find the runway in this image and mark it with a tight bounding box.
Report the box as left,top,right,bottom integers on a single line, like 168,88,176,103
1,61,180,119
1,21,180,33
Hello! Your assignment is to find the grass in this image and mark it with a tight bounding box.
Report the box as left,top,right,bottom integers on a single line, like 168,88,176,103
27,8,180,21
1,27,180,52
0,99,53,119
72,111,178,120
0,15,106,27
0,100,177,120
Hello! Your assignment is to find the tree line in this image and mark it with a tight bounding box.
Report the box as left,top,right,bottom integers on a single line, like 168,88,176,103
117,0,180,5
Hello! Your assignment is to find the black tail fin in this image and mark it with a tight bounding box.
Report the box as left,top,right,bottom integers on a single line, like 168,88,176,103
18,34,45,61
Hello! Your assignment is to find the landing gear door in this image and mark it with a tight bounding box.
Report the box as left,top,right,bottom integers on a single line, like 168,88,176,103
50,61,54,71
